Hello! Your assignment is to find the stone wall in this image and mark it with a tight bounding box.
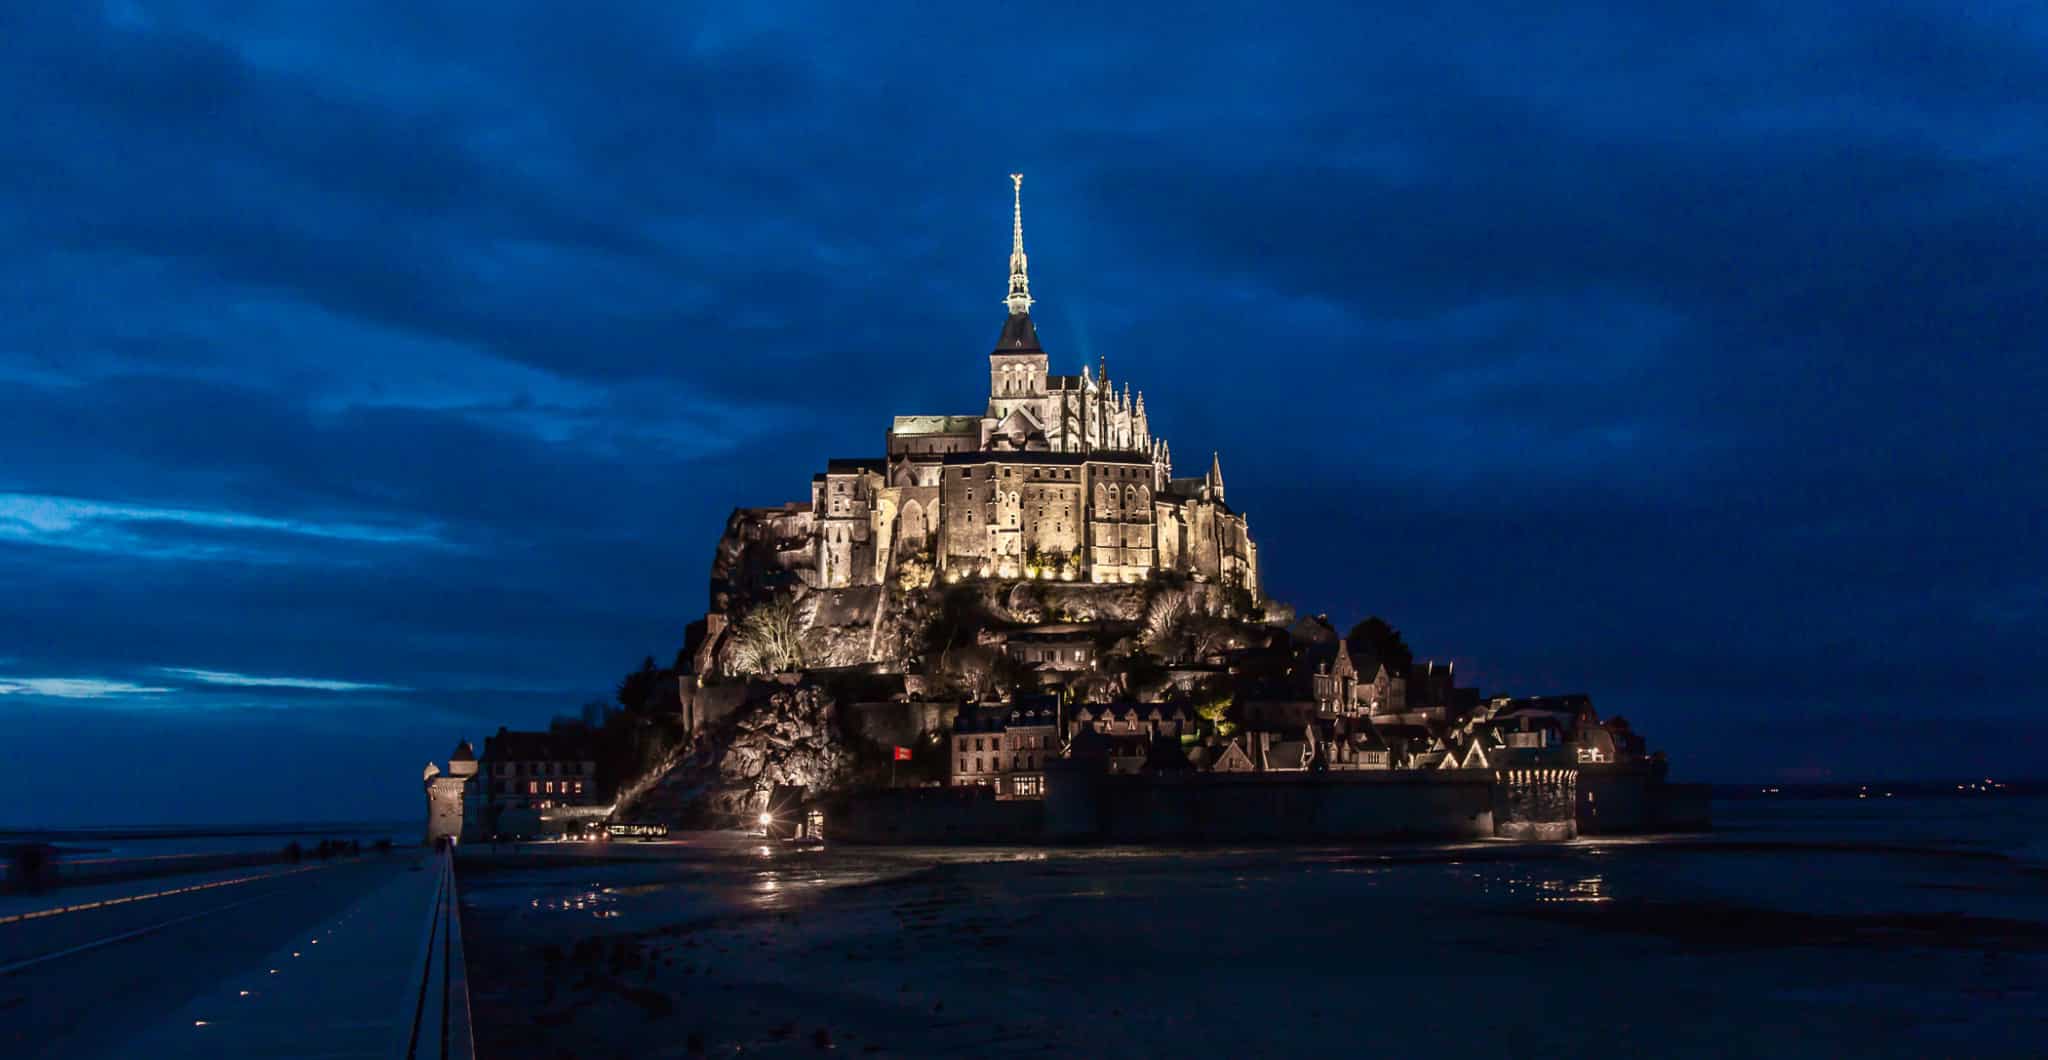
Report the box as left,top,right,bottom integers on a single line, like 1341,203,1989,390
1073,770,1498,842
824,785,1044,844
1576,766,1712,834
1493,767,1579,841
830,768,1501,844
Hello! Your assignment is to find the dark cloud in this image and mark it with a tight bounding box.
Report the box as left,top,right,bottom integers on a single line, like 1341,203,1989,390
2,3,2043,821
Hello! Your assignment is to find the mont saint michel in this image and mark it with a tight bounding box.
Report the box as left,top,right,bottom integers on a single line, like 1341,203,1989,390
421,176,1703,849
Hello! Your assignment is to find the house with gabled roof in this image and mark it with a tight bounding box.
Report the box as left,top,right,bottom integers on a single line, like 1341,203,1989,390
1208,738,1256,773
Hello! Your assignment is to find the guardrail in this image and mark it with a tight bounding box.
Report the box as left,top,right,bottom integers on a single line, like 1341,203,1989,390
403,846,476,1060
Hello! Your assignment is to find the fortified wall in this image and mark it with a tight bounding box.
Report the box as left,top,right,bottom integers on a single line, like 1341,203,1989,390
826,762,1707,845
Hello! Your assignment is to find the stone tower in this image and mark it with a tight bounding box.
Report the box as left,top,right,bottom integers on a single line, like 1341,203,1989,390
423,739,478,846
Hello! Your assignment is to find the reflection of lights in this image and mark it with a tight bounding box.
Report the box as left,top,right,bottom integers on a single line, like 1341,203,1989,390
194,1021,209,1027
239,990,250,997
292,952,300,958
268,969,278,974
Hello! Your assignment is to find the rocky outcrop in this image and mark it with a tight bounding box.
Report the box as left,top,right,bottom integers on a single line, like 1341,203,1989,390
708,505,816,614
625,681,852,823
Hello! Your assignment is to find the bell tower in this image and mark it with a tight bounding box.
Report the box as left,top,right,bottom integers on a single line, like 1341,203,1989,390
988,173,1050,445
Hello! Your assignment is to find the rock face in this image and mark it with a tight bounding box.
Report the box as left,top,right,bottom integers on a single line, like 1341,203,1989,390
708,505,815,614
628,681,852,823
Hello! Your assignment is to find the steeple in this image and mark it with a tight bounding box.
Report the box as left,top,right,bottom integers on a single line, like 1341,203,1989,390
1006,173,1033,316
1207,451,1225,502
994,173,1041,351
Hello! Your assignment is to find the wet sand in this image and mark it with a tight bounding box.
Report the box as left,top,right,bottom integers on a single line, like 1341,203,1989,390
458,803,2047,1058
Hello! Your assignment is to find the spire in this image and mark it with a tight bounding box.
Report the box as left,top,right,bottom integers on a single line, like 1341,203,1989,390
1005,173,1033,316
1208,451,1225,501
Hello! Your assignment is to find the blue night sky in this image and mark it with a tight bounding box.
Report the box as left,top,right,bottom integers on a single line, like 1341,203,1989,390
4,4,2044,825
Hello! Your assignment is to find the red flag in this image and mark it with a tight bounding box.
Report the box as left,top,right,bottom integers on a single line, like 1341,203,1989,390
892,746,912,761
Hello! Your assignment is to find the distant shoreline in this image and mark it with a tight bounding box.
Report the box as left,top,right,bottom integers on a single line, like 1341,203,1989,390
0,820,410,842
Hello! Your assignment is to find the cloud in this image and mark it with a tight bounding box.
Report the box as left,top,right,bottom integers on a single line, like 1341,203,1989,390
0,491,450,561
0,676,171,699
159,667,407,693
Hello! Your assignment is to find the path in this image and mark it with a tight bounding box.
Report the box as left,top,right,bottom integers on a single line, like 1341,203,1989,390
1,848,473,1059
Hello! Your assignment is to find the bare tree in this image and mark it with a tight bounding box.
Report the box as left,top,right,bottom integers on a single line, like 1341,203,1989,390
726,597,805,675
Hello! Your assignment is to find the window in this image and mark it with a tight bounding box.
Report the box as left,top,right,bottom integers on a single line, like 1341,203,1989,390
959,757,967,773
975,757,983,771
528,781,537,794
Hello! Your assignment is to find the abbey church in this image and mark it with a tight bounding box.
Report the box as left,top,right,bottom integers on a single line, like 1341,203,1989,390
800,176,1256,592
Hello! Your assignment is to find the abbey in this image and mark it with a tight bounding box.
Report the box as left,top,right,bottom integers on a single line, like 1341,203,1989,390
803,176,1257,592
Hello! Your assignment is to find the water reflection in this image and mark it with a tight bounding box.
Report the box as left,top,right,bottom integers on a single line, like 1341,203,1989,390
530,886,620,918
1533,876,1609,903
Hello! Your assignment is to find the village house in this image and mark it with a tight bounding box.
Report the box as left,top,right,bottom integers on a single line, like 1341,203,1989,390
949,697,1061,798
480,726,603,836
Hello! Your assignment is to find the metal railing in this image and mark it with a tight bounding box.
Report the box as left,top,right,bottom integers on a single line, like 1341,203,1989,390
404,846,476,1059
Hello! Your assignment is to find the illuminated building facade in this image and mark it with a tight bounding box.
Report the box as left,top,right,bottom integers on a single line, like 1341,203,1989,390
799,175,1257,591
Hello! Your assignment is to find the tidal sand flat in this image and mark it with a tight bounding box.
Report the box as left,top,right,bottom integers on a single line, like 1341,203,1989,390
458,799,2047,1058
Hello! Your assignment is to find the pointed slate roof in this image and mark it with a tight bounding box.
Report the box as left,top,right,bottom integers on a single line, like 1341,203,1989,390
995,311,1041,352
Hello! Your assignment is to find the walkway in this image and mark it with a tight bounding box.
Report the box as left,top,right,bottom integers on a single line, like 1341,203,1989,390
1,849,473,1059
